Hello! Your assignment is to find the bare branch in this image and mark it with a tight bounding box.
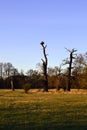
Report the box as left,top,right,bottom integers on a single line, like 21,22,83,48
65,47,71,53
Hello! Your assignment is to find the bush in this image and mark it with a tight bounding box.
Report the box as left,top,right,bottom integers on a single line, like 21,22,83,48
23,83,31,93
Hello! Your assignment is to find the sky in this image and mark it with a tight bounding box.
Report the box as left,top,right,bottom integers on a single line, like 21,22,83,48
0,0,87,73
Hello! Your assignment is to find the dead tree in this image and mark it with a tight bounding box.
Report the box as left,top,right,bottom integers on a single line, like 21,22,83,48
65,48,77,91
40,41,48,92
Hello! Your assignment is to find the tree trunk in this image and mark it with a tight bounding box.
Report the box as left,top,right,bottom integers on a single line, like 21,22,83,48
11,77,15,91
67,53,72,91
40,41,48,92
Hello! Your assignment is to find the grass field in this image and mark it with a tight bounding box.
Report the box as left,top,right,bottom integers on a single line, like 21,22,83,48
0,89,87,130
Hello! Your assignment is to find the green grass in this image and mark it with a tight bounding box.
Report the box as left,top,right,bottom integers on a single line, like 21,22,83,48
0,89,87,130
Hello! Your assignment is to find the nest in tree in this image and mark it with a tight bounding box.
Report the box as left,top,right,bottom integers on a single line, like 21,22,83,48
40,41,44,46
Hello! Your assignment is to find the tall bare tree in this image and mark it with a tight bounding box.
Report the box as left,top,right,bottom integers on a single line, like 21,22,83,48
65,48,77,91
40,41,48,92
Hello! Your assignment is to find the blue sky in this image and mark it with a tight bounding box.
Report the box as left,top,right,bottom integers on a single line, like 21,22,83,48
0,0,87,72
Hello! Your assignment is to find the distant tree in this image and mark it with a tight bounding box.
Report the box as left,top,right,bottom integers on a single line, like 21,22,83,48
20,69,24,76
3,63,13,78
10,68,19,91
40,41,48,92
48,67,58,89
54,65,67,91
0,63,3,78
26,69,35,77
72,52,87,89
73,53,87,75
26,69,43,89
36,62,43,74
48,67,57,76
3,62,19,90
47,65,67,90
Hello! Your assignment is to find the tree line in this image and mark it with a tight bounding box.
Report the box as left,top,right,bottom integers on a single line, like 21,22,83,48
0,41,87,92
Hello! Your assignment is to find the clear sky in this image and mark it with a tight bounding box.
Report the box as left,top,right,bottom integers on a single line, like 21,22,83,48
0,0,87,73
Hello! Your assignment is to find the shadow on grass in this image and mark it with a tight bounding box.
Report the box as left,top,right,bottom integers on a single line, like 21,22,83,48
0,122,87,130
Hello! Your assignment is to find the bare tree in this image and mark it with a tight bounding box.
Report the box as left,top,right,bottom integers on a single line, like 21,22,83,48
0,63,3,78
3,63,18,91
4,63,13,78
65,48,77,91
40,41,48,92
10,68,19,91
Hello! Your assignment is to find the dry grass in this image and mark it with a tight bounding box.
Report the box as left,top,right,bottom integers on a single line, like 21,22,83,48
29,88,87,94
0,89,87,130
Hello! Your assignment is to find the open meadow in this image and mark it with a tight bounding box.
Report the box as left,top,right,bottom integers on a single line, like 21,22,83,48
0,89,87,130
